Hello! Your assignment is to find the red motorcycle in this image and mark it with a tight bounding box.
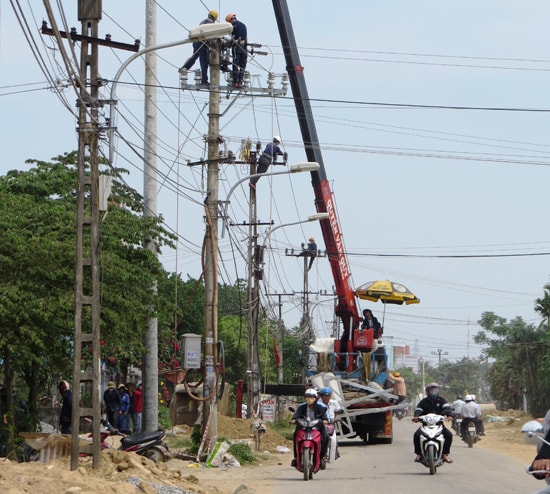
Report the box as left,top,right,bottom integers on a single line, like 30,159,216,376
294,417,323,481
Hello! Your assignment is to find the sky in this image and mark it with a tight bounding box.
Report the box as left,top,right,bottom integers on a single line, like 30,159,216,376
2,1,550,365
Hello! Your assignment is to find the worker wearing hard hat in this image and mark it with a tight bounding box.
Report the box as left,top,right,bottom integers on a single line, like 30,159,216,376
298,236,318,271
180,10,219,85
249,136,287,189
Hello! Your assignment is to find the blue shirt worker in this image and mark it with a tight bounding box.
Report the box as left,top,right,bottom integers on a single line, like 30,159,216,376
117,384,131,432
225,13,247,88
180,10,218,84
250,136,285,188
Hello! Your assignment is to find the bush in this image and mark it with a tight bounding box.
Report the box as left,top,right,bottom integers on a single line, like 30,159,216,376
227,442,255,464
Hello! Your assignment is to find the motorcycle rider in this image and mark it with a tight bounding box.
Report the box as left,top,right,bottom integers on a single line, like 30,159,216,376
290,388,329,469
452,395,465,435
530,409,550,493
460,394,484,436
318,387,343,460
413,382,454,463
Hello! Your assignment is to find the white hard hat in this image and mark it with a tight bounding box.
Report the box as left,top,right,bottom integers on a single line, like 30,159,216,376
305,388,317,397
273,136,281,143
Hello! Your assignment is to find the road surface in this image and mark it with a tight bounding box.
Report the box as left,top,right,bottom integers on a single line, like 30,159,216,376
238,418,535,493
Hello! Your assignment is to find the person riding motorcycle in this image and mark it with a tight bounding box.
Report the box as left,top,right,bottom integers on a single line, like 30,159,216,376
451,395,465,434
318,387,343,461
291,388,329,469
460,394,484,436
413,382,454,463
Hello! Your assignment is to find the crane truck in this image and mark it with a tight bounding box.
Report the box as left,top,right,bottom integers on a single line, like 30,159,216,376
272,0,404,444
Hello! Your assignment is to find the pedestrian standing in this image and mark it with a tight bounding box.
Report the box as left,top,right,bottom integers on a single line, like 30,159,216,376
58,380,72,434
133,383,143,433
117,384,130,432
225,13,247,88
102,381,121,427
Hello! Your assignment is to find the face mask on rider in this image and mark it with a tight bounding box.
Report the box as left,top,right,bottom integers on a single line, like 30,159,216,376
305,397,316,405
428,389,439,398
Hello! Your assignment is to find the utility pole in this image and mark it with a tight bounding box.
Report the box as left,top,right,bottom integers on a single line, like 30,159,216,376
285,247,326,379
41,0,138,470
431,348,448,365
246,157,262,417
202,38,223,445
142,0,159,433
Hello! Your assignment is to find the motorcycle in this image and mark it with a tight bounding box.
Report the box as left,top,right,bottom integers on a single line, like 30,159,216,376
452,413,463,436
324,421,338,464
294,417,323,481
81,419,169,463
415,413,446,475
461,419,480,448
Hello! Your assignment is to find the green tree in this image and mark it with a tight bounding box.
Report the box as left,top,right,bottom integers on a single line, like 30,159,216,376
0,153,176,449
474,311,550,416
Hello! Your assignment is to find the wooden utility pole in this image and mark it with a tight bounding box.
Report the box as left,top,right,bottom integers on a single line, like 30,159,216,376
43,0,138,470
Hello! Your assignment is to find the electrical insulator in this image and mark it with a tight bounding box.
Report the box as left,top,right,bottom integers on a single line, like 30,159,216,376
281,72,289,91
243,71,251,86
194,69,202,85
267,72,275,90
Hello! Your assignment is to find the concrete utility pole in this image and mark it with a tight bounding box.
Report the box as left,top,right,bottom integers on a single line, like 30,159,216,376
142,0,159,433
246,164,262,417
202,38,223,444
285,247,326,379
40,0,138,470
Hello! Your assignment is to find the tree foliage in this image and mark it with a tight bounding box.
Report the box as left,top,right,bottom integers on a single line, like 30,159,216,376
0,153,176,434
474,311,550,416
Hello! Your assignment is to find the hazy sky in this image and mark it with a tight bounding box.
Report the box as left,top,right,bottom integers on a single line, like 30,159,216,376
3,1,550,364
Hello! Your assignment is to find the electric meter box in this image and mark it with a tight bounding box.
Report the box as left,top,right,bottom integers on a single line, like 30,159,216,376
182,333,201,369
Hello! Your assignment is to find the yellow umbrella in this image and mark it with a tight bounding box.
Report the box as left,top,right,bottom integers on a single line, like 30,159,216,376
355,280,419,326
355,279,420,305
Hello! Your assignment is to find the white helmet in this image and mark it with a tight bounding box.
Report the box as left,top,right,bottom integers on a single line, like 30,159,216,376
273,136,281,143
304,388,317,397
464,394,474,402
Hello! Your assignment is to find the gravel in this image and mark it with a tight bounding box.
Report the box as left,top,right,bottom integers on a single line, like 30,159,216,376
126,476,196,494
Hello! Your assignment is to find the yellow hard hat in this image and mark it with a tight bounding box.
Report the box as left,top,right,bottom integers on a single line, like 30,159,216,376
393,371,401,378
226,13,236,22
208,10,218,21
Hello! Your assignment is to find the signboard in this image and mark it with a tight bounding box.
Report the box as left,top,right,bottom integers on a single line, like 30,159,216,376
260,395,276,422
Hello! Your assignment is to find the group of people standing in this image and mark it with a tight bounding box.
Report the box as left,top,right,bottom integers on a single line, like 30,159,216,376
57,379,143,435
102,381,143,433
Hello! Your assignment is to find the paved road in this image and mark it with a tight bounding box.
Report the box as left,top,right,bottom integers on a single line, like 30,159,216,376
263,418,535,493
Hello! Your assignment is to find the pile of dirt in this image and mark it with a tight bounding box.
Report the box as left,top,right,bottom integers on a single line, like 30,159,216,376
0,414,292,494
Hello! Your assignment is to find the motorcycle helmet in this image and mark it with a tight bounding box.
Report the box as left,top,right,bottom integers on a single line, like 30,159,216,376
273,136,281,143
304,388,317,404
319,387,332,396
425,382,439,398
464,394,474,402
208,10,218,21
58,380,70,393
